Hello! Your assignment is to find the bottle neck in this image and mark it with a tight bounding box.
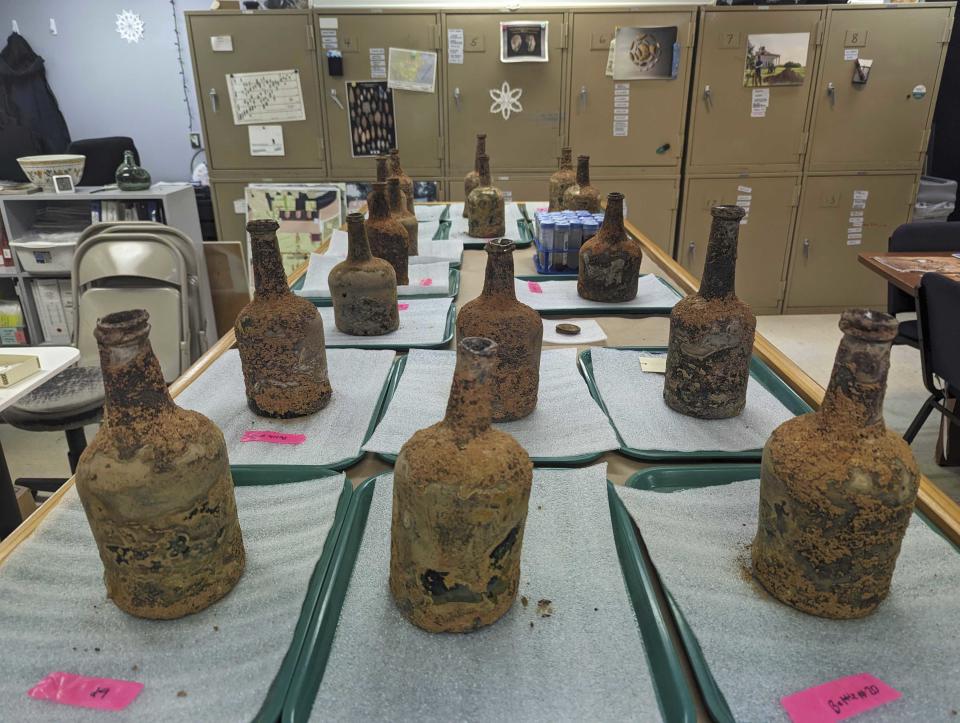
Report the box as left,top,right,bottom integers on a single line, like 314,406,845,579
600,194,624,237
375,156,389,183
368,185,390,220
576,157,590,186
250,232,290,298
389,152,404,178
474,136,486,168
123,150,135,166
819,316,895,433
346,215,372,261
443,341,495,446
699,213,741,300
481,244,516,298
98,323,174,430
477,155,491,186
387,181,406,214
560,148,572,170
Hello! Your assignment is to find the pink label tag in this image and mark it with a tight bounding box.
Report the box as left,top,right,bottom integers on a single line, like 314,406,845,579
398,303,410,310
418,278,433,287
241,430,306,445
527,281,543,294
28,672,144,711
781,674,901,722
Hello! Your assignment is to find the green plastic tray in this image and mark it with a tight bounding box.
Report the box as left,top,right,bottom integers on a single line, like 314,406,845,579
322,302,456,351
515,274,681,316
290,267,460,306
433,216,534,249
226,465,353,723
283,471,697,723
578,346,813,461
620,464,960,723
370,354,609,467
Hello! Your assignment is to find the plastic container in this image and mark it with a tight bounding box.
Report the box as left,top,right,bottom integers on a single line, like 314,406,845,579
11,236,77,275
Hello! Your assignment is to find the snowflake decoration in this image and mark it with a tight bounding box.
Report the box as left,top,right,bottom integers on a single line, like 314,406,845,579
489,81,523,120
116,10,144,44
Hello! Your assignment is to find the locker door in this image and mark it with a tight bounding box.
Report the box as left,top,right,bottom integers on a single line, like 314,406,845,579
189,13,325,171
211,181,253,243
785,174,916,311
807,7,952,172
318,14,443,178
594,177,679,254
568,11,695,168
445,13,566,175
687,9,823,171
679,176,799,313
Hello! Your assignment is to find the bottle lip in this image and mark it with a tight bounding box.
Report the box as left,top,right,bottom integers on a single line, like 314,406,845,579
486,238,516,253
711,205,746,221
94,309,150,344
459,336,498,359
346,211,365,223
246,218,280,235
839,308,898,341
606,192,624,203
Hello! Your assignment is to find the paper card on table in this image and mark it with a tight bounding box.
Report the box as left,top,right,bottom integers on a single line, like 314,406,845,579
639,356,667,374
226,69,305,125
781,673,901,722
241,430,306,445
248,125,284,156
527,281,544,293
28,672,144,712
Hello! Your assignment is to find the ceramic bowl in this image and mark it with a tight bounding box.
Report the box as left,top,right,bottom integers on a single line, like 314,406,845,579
16,154,86,191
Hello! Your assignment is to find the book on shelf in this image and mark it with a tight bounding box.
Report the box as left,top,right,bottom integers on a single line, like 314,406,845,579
0,218,13,267
89,200,165,224
0,298,27,345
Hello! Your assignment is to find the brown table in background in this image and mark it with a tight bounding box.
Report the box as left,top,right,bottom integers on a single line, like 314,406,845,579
858,251,960,296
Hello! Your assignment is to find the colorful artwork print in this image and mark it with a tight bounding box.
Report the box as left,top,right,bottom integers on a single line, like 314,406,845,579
346,81,397,158
743,33,810,87
612,26,678,80
245,184,344,275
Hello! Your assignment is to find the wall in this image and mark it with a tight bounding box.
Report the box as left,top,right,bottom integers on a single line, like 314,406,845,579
0,0,209,182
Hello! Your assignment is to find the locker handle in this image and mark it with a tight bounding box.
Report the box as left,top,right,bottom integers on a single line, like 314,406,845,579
703,85,712,107
803,238,810,259
826,82,835,107
453,87,462,110
329,88,345,110
687,241,695,264
579,85,588,110
208,88,219,114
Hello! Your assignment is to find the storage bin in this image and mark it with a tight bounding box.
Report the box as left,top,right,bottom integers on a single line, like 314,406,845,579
11,236,77,275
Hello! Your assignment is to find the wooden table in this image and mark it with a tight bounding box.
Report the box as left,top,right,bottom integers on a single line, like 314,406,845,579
858,251,960,296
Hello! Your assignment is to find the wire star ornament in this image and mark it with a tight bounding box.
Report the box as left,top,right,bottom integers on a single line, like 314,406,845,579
489,81,523,120
116,10,144,43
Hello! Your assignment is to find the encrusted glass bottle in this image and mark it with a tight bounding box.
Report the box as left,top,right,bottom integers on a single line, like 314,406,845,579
562,155,600,212
366,155,390,208
389,148,415,214
115,150,151,191
456,238,541,420
548,146,575,212
463,134,487,217
365,181,409,285
390,337,533,633
578,192,643,302
329,212,399,336
236,219,332,418
664,205,755,419
387,176,418,256
466,154,505,239
752,310,919,619
75,309,245,620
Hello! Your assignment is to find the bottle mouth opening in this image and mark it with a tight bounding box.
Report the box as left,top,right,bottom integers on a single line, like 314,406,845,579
460,336,498,358
486,238,516,253
839,308,898,341
246,218,279,234
347,211,365,224
95,309,150,343
711,205,746,221
606,192,624,203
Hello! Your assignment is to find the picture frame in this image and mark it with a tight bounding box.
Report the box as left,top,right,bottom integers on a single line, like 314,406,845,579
51,175,75,194
500,21,548,63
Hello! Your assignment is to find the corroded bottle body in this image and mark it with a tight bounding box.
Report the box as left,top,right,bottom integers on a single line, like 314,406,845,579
456,238,541,421
548,147,575,212
390,337,533,633
664,205,755,419
752,310,919,619
76,310,245,620
578,192,643,302
463,134,487,217
365,181,409,285
236,219,332,418
329,212,399,336
466,154,505,239
388,176,418,256
562,155,600,212
389,148,415,214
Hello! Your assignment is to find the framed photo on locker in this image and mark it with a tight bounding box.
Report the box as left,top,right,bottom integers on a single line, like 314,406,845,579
500,21,548,63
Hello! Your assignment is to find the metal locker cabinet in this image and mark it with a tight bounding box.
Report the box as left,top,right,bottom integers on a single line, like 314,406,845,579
444,12,567,175
677,174,800,315
317,11,444,179
784,172,918,313
686,6,824,173
806,4,954,173
187,11,325,171
568,8,696,170
592,175,680,254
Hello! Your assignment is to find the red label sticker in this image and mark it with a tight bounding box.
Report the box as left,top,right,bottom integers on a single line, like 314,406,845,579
241,430,306,445
28,672,144,711
527,281,543,293
398,303,410,310
781,674,901,722
419,278,433,287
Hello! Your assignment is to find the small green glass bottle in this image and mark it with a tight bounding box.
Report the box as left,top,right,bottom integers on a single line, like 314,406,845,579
115,150,151,191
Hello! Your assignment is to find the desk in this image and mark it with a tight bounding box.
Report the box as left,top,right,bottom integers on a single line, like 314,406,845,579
0,346,81,537
858,251,960,296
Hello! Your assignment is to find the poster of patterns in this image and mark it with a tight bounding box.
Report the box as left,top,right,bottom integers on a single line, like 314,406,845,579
244,184,345,275
346,81,397,158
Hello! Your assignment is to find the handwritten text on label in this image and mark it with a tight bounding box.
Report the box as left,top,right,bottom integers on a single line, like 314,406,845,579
28,672,144,711
241,431,306,445
781,673,901,722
